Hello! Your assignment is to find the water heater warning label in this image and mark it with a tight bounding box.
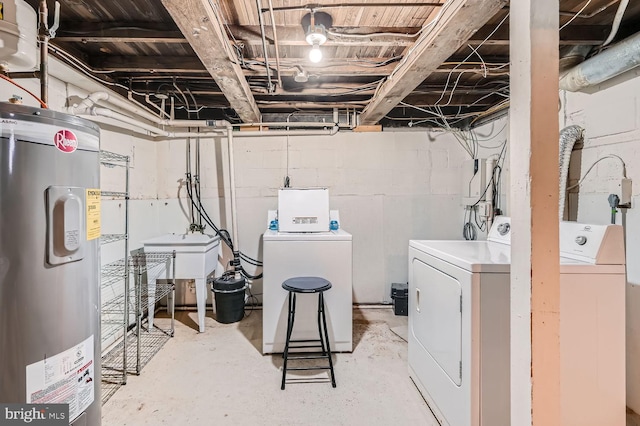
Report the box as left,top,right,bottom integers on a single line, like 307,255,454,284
86,189,101,240
26,335,95,422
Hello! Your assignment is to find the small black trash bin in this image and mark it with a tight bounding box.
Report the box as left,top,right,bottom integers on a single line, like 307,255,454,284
211,275,247,324
391,283,408,316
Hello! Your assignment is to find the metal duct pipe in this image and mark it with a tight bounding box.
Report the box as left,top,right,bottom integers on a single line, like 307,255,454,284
559,125,584,220
559,31,640,92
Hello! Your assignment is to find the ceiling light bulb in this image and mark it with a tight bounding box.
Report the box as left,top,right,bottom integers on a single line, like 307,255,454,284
309,43,322,63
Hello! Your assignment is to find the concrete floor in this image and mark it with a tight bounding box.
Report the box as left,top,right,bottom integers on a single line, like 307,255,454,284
102,306,438,426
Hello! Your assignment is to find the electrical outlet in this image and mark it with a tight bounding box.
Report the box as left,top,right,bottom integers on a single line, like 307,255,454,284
609,178,632,206
477,201,491,217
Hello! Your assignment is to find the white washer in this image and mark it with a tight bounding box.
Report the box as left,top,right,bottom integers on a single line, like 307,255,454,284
557,221,626,426
262,229,353,354
408,218,626,426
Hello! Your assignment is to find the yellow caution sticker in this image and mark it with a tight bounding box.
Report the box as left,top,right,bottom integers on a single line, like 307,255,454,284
86,189,101,240
0,3,4,20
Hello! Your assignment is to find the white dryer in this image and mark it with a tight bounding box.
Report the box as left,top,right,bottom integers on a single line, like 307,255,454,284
408,217,512,426
408,218,626,426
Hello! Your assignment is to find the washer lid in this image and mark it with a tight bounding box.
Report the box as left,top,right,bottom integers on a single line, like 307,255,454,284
409,240,511,273
263,229,352,241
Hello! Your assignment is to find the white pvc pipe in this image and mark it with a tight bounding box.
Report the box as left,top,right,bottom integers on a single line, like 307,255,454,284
236,121,337,128
232,127,339,137
73,92,340,133
85,108,170,137
227,127,240,258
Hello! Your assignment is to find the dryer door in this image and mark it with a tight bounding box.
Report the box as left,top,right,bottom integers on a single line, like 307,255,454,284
412,258,462,385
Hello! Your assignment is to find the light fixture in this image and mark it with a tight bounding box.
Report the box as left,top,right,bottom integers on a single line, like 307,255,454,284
304,11,328,63
308,43,322,63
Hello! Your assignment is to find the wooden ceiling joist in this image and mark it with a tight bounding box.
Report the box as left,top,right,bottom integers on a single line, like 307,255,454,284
160,0,261,122
359,0,508,125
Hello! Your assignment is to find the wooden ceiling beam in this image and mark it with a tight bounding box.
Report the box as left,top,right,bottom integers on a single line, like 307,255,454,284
160,0,261,122
359,0,508,125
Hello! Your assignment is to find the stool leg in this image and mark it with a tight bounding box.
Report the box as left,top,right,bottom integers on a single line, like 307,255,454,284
317,292,326,355
281,291,296,390
319,291,336,388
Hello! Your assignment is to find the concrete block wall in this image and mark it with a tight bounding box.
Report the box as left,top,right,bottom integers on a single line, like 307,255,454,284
197,126,508,304
561,69,640,414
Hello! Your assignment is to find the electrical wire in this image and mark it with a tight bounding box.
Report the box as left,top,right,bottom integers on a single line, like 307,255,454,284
48,45,147,95
461,140,507,239
0,74,48,108
188,180,264,271
463,208,477,240
566,155,627,191
602,0,629,46
326,27,425,39
560,0,593,31
435,12,509,106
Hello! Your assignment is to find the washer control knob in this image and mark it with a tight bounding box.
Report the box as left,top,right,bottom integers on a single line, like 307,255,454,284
497,222,510,236
575,235,587,246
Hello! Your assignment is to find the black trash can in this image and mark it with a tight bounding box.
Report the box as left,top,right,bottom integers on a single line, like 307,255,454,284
391,282,408,316
211,275,246,324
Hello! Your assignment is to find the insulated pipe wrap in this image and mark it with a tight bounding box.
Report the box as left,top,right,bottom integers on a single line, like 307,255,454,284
559,125,584,220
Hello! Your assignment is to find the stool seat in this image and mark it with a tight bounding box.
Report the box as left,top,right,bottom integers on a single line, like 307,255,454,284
280,276,336,390
282,277,332,293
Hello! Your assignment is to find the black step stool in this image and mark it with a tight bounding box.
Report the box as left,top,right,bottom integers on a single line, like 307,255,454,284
281,276,336,390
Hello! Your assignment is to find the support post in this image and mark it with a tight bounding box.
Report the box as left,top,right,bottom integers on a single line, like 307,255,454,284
509,1,561,425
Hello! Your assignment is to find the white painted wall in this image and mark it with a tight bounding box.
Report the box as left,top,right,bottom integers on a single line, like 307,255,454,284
560,69,640,413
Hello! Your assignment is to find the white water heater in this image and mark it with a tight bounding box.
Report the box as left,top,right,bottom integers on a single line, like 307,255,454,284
0,103,102,426
0,0,38,71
